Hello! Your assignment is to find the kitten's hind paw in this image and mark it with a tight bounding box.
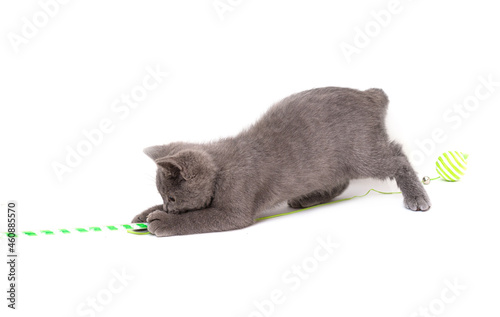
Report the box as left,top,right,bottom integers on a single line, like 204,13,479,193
404,194,431,212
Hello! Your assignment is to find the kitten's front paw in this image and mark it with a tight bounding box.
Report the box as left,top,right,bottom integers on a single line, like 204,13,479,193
146,210,172,237
132,211,156,223
404,194,431,211
132,205,163,223
131,213,147,223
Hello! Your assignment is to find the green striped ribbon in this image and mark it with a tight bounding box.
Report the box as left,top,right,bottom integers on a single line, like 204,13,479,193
1,223,148,237
435,151,468,182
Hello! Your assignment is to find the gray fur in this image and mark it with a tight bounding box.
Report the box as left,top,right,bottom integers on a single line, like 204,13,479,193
132,87,430,237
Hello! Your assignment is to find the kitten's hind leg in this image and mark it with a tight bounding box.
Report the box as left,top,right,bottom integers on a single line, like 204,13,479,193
388,142,431,211
393,158,431,211
287,181,350,209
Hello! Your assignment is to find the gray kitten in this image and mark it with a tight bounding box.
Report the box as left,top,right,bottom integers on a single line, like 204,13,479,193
132,87,430,237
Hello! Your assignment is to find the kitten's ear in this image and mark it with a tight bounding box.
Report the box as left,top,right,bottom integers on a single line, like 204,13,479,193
155,150,216,181
155,157,184,179
143,145,169,161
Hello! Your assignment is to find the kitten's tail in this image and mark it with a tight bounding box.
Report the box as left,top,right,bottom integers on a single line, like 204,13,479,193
365,88,389,109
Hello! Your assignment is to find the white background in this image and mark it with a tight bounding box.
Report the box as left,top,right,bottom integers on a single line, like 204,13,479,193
1,0,499,316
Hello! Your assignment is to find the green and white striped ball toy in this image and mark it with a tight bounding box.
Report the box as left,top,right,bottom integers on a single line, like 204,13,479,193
435,151,468,182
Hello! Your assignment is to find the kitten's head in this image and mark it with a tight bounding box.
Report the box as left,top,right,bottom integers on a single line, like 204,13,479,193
145,147,217,214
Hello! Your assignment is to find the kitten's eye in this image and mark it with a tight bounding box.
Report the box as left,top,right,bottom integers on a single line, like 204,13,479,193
168,196,176,203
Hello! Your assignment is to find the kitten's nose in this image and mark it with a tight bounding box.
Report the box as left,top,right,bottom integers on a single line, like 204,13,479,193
162,202,167,211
